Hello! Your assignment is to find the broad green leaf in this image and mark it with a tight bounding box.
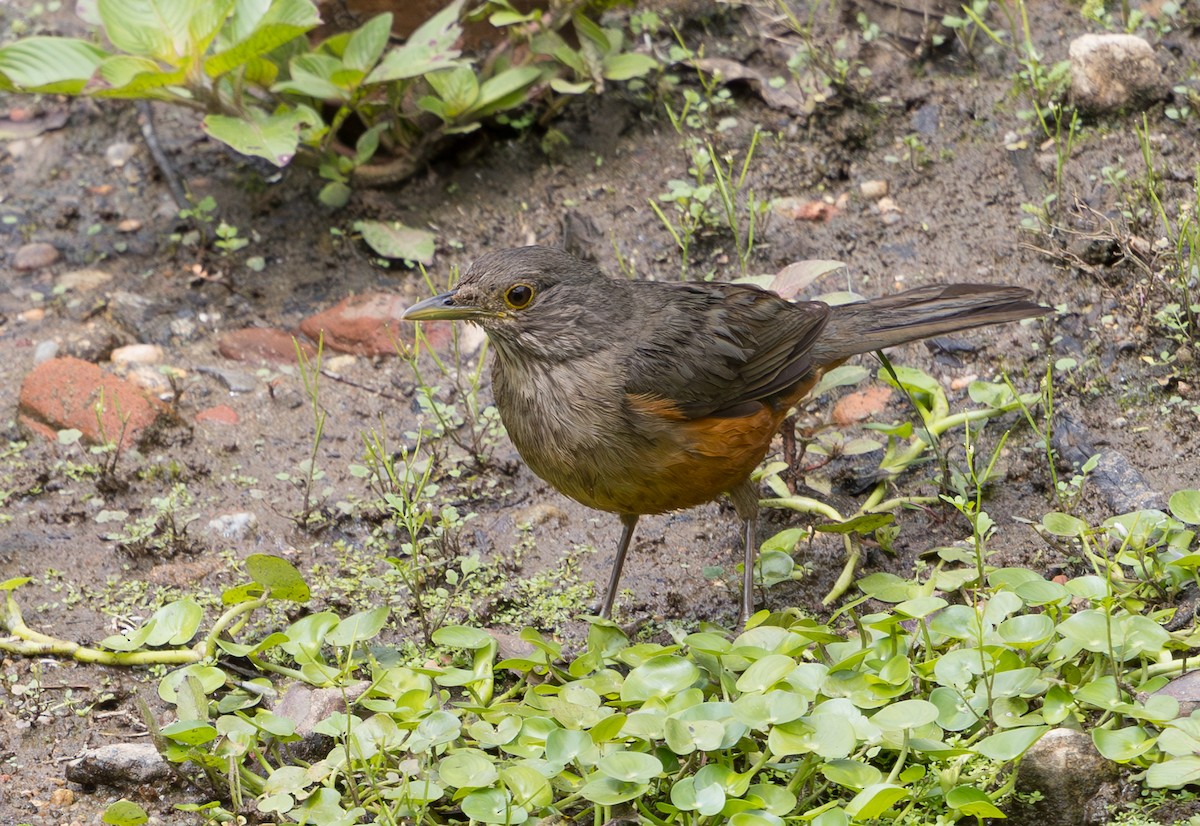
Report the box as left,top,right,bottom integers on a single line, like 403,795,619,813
1170,490,1200,525
98,0,193,61
1147,755,1200,789
0,38,107,94
845,784,909,819
143,599,203,646
998,613,1055,647
358,220,437,264
810,364,870,398
597,751,662,783
602,51,657,81
274,53,346,100
1093,725,1154,762
736,654,796,692
870,700,940,731
545,728,598,766
665,717,725,754
245,553,310,601
102,800,149,826
945,785,1004,818
620,655,700,701
856,572,916,603
344,13,391,72
207,0,319,77
439,748,498,789
974,725,1047,760
426,66,480,118
580,776,647,805
366,0,465,83
1042,511,1087,537
822,759,882,790
326,605,388,646
160,720,218,745
461,787,527,824
745,782,797,816
432,625,492,648
469,65,543,118
203,107,315,166
101,618,156,651
96,55,186,97
731,689,808,728
816,512,894,535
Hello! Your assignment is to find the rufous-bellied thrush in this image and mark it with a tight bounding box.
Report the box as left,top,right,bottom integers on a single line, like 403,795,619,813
404,246,1048,624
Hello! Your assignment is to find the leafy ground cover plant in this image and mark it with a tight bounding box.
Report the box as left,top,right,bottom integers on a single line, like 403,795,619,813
5,486,1200,824
0,0,658,207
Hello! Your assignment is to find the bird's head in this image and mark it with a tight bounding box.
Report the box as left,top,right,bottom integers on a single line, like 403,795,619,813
403,246,627,361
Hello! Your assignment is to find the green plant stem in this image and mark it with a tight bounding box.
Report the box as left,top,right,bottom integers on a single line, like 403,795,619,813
0,593,200,665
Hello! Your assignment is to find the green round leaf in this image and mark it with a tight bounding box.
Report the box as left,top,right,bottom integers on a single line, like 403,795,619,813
432,625,493,649
580,776,648,806
870,699,940,731
326,605,389,646
945,785,1005,817
975,725,1048,761
998,614,1055,647
102,799,148,826
1093,725,1155,762
1041,511,1087,537
597,750,662,783
821,759,882,790
245,554,310,602
460,788,527,824
736,654,797,692
1147,755,1200,789
1170,490,1200,525
439,748,498,789
845,783,909,819
620,655,700,702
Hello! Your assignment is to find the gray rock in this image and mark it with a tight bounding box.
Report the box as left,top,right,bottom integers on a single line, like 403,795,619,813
1070,34,1166,113
275,681,371,763
65,742,170,786
33,340,59,364
207,511,259,541
1153,670,1200,718
1010,728,1120,826
195,365,258,394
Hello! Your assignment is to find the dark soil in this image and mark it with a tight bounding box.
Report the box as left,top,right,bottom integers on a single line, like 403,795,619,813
1,1,1199,823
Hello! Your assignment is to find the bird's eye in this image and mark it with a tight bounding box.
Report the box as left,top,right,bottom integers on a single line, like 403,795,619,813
504,283,535,310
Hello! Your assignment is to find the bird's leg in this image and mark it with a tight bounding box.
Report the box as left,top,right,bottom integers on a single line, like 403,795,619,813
729,480,761,625
740,512,757,625
599,514,639,618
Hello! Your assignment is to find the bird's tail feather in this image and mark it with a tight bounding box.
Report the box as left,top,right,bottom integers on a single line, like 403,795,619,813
809,284,1048,364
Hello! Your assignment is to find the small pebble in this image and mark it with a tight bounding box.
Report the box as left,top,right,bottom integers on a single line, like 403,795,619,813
324,354,357,373
860,179,889,199
126,364,174,395
18,308,46,323
49,788,74,807
876,196,901,213
111,343,164,365
949,374,978,391
513,503,569,528
57,269,113,292
197,365,257,393
33,340,59,363
208,511,258,540
14,242,59,270
117,218,142,233
105,141,137,167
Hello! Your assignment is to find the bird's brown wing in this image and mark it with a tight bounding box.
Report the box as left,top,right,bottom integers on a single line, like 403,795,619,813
623,282,831,419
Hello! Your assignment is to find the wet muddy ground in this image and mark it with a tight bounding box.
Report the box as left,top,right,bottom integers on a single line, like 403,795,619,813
1,0,1199,822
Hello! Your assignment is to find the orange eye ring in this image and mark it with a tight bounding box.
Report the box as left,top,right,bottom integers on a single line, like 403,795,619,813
505,284,535,309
